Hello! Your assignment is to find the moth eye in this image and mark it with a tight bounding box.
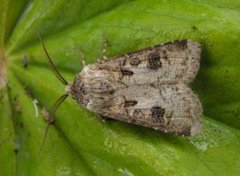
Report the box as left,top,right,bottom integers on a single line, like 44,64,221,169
148,52,162,70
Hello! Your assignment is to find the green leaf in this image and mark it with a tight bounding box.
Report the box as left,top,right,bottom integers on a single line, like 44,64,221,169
1,0,240,175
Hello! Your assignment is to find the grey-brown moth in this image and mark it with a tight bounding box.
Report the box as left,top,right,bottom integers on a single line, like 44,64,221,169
39,37,202,139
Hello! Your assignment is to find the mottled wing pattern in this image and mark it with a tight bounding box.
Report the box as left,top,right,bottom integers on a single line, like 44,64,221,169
84,84,202,136
71,40,202,136
97,40,201,85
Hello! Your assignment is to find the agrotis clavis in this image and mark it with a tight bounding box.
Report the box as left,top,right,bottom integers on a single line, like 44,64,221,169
38,35,203,148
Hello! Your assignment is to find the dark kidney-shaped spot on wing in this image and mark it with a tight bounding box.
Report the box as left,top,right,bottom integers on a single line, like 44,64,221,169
151,106,165,119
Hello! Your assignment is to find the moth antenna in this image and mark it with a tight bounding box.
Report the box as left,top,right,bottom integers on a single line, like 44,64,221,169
39,94,68,153
37,33,68,85
39,122,50,153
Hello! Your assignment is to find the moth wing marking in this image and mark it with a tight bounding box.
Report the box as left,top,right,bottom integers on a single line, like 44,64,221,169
87,84,202,136
95,40,201,85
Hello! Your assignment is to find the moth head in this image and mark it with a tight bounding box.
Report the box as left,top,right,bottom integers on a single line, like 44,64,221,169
65,82,72,95
65,75,83,102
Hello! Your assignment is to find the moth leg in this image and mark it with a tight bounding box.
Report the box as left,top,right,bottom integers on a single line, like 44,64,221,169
75,48,87,67
40,107,55,151
39,94,68,152
100,33,109,61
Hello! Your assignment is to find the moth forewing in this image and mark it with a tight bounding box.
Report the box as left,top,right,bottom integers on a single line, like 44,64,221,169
69,39,203,136
86,39,201,86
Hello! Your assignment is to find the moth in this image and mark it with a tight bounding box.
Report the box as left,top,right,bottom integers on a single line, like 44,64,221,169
39,36,202,142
